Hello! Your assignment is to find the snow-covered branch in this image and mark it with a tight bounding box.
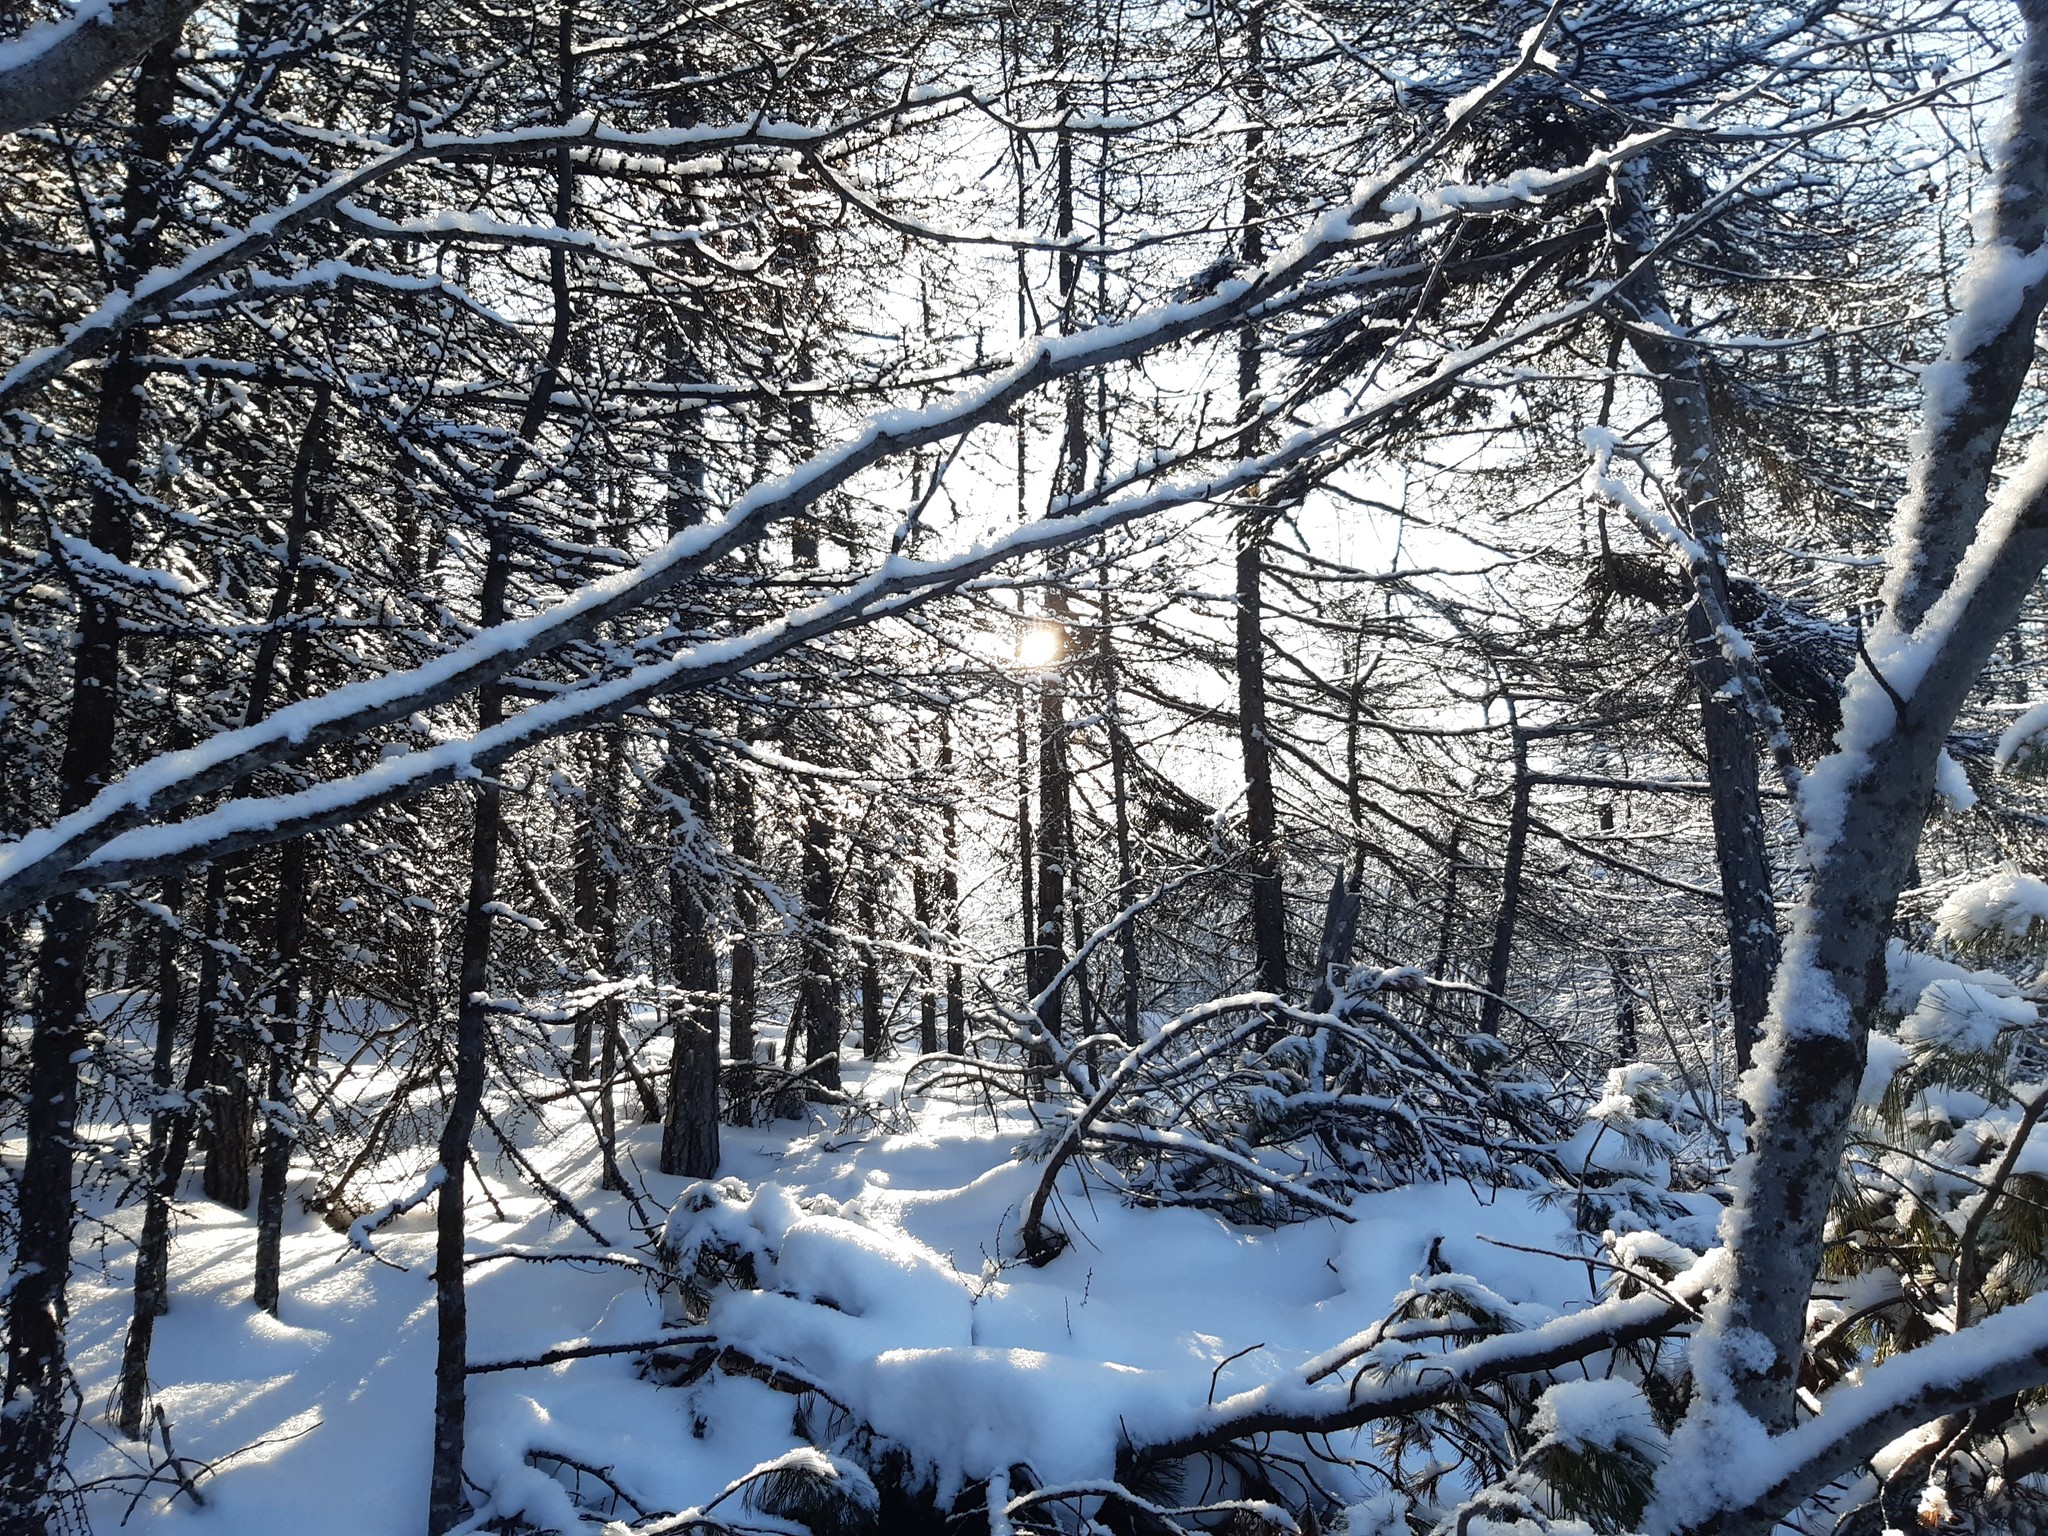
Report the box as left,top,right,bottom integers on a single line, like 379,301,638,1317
0,0,197,136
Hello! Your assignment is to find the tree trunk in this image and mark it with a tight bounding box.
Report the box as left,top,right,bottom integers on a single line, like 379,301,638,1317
570,739,604,1083
252,835,310,1315
1098,598,1145,1044
799,807,843,1091
729,746,759,1066
1030,664,1071,1044
858,859,884,1060
2,42,174,1527
252,386,330,1315
1430,822,1463,988
913,865,940,1055
1235,2,1285,1003
429,15,577,1518
1683,9,2048,1457
430,768,501,1534
1478,720,1530,1037
116,869,183,1440
117,855,229,1441
1612,176,1779,1075
1306,851,1365,1014
660,727,720,1179
1015,687,1035,992
941,718,966,1056
1237,528,1287,998
201,1020,256,1210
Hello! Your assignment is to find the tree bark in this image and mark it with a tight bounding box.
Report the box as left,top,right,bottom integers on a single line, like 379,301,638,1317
941,718,966,1056
0,0,197,136
798,807,843,1092
1237,527,1287,998
1611,174,1780,1073
1029,662,1072,1042
116,868,182,1440
913,862,939,1055
252,386,330,1315
2,42,173,1528
570,738,605,1082
428,14,577,1519
252,835,310,1314
660,727,720,1178
1235,1,1286,1003
1478,718,1529,1037
1689,5,2048,1453
858,859,884,1060
729,746,759,1066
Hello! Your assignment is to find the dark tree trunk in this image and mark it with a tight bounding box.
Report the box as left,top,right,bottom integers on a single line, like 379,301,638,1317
1612,177,1779,1075
116,870,183,1440
252,834,310,1314
1234,8,1285,1004
253,386,329,1315
657,291,719,1172
1478,721,1530,1037
1611,954,1640,1062
1015,689,1034,984
799,808,842,1091
1236,529,1287,999
430,770,501,1534
590,732,622,1101
117,855,228,1440
1029,666,1071,1044
1099,609,1145,1043
940,719,966,1056
1306,851,1366,1014
729,748,759,1065
570,742,603,1082
660,727,720,1179
858,860,884,1060
429,19,576,1518
1430,823,1463,988
201,1025,256,1210
913,865,939,1055
2,43,174,1526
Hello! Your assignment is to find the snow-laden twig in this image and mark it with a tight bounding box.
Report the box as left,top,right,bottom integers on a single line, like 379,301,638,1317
1137,1256,1713,1462
345,1164,447,1256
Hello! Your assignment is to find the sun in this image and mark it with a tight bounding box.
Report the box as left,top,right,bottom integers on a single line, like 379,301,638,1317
1015,622,1064,669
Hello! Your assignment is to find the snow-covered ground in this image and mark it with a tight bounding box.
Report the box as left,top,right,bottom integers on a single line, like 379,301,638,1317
64,1050,1615,1534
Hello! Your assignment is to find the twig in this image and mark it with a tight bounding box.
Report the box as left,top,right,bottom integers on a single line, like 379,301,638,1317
466,1333,715,1375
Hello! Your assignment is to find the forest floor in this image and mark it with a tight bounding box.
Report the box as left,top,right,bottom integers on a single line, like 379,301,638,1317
61,1018,1616,1535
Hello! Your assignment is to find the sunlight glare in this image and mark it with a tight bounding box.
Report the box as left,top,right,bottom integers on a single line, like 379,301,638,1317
1015,623,1063,669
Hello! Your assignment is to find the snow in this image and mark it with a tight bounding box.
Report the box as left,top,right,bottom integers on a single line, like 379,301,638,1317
51,530,201,596
1884,938,2022,1013
1997,700,2048,768
1898,978,2035,1054
1749,931,1855,1071
1934,748,1976,811
1933,868,2048,949
1859,1032,1911,1106
1532,1377,1662,1454
62,1052,1611,1533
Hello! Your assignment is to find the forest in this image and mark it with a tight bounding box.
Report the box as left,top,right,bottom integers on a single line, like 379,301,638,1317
7,0,2048,1531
